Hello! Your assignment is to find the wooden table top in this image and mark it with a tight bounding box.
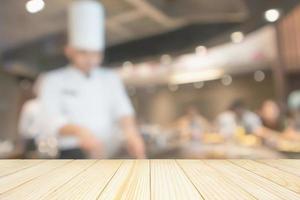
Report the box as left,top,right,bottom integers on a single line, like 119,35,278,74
0,160,299,200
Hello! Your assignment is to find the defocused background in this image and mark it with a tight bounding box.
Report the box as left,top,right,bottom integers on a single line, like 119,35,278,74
1,0,300,159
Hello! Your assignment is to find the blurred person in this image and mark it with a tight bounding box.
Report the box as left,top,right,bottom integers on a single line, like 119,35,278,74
176,105,212,141
284,91,300,140
19,98,41,157
19,78,60,158
18,79,43,157
37,0,145,159
215,111,236,138
258,100,285,132
216,99,263,138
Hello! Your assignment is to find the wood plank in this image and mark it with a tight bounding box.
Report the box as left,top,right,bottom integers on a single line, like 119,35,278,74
231,160,300,194
150,160,203,200
0,160,299,199
205,160,300,200
0,160,44,177
43,160,122,200
259,160,300,177
98,160,150,200
0,160,71,194
177,160,256,200
0,160,95,200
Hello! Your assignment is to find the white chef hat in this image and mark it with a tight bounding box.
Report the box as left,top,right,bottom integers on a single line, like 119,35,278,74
68,0,105,51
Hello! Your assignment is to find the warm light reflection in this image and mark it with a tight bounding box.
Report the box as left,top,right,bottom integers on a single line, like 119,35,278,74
169,69,224,85
231,31,244,44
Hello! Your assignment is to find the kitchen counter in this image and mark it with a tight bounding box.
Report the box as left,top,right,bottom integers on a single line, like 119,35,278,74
179,142,285,159
0,160,299,199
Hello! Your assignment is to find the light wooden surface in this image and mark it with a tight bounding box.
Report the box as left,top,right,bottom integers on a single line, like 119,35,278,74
0,160,299,200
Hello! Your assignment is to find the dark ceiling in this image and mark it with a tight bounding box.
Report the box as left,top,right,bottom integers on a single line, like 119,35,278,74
1,0,300,71
104,0,300,64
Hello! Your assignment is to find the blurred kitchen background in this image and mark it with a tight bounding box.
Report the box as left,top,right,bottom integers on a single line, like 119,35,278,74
1,0,300,159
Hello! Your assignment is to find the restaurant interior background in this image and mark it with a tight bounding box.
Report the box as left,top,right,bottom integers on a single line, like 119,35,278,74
1,0,300,159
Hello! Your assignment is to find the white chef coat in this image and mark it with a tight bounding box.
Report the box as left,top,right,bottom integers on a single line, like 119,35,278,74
18,99,41,139
38,66,134,156
217,110,262,136
216,111,236,137
288,90,300,110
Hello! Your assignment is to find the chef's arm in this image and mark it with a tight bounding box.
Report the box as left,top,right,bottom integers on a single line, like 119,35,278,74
59,124,87,137
120,116,146,159
59,124,103,155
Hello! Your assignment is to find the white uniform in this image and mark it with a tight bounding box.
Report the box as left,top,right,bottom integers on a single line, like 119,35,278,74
288,90,300,132
216,111,236,137
38,66,134,156
288,90,300,110
19,99,41,139
217,110,262,136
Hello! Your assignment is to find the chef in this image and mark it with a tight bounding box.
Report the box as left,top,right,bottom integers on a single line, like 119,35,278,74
37,0,145,159
18,79,44,157
19,98,41,156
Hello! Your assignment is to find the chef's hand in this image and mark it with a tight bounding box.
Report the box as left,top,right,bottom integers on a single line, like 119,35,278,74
127,137,146,159
59,124,104,158
76,127,103,158
120,116,146,159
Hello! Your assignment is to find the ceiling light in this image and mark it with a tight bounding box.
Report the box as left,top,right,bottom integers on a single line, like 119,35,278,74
265,9,281,22
254,70,265,82
170,69,223,85
26,0,45,14
221,75,232,86
231,32,244,44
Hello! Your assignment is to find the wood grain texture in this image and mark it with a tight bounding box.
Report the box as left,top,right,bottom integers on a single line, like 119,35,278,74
150,160,203,200
0,160,298,200
0,160,94,200
177,160,256,200
205,160,300,200
231,160,300,194
0,160,44,177
259,159,300,177
98,160,150,200
43,160,122,200
0,160,70,194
